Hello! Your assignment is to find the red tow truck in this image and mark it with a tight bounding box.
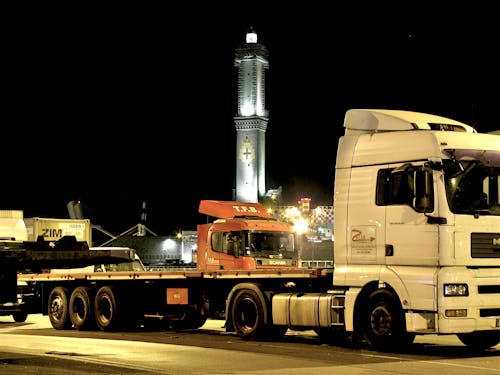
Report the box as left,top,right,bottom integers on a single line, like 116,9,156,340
17,200,330,335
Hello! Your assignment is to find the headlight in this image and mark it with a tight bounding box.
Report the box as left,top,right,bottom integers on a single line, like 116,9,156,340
444,284,469,296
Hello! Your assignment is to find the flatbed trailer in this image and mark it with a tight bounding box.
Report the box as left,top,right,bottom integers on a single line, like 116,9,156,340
18,265,331,333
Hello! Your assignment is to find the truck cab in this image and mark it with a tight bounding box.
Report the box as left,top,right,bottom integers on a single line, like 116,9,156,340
333,109,500,349
196,200,300,270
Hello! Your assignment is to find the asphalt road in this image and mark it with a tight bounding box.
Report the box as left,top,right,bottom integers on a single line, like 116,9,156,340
1,314,500,374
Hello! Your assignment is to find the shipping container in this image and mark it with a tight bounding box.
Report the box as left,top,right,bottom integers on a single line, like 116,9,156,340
24,218,91,245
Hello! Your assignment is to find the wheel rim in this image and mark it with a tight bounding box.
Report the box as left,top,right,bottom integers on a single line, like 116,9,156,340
236,297,258,332
73,297,86,321
370,305,392,336
50,297,64,320
96,296,112,324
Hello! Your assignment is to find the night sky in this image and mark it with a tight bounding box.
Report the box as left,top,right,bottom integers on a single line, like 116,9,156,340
4,4,499,236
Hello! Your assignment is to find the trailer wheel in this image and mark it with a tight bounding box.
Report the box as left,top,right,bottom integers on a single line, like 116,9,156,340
231,289,266,340
362,289,413,351
457,332,500,350
94,286,122,331
48,286,71,330
69,286,95,330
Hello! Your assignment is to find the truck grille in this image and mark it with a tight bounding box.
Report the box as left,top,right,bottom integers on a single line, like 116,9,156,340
480,309,500,317
478,285,500,293
471,233,500,258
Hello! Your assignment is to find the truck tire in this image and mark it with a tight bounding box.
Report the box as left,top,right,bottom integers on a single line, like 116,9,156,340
12,310,28,323
178,298,209,329
457,332,500,350
175,311,208,329
48,286,71,330
314,326,348,343
94,286,123,331
231,289,266,340
268,325,288,339
69,286,95,330
361,289,414,351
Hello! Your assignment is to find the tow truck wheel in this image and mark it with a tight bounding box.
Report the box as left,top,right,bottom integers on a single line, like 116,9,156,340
457,332,500,350
69,286,95,330
48,286,71,330
231,289,266,340
94,286,122,331
362,288,414,351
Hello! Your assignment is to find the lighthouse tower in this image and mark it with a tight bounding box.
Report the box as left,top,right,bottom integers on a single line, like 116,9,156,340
234,27,269,203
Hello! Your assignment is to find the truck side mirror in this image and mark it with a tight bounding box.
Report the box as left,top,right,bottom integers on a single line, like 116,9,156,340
414,168,434,213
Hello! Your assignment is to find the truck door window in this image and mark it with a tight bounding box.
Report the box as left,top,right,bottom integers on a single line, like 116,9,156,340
224,232,242,255
376,167,415,207
211,231,243,255
211,232,223,252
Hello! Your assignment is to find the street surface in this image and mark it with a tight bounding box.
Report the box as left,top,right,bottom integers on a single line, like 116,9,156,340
1,314,500,374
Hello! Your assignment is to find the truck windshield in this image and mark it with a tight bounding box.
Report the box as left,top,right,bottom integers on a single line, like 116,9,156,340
246,231,297,259
444,159,500,216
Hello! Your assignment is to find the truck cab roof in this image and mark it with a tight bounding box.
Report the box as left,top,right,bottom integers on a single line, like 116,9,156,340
343,109,475,134
199,200,273,219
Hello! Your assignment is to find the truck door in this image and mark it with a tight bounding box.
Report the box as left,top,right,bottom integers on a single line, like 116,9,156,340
203,230,247,270
204,228,223,270
378,165,439,267
346,166,387,265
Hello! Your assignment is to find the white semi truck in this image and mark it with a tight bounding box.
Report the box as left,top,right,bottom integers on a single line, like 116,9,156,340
269,109,500,351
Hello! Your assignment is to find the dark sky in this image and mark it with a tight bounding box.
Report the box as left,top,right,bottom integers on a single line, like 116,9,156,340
4,4,499,236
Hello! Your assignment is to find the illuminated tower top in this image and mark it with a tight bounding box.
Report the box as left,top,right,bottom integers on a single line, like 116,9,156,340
234,27,269,118
246,29,257,43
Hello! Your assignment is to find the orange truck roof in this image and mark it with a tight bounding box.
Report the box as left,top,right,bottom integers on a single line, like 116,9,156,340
198,200,273,219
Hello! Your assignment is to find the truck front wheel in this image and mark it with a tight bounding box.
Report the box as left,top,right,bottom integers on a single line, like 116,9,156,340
69,286,95,330
231,289,266,340
457,332,500,350
48,286,71,330
362,289,414,351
